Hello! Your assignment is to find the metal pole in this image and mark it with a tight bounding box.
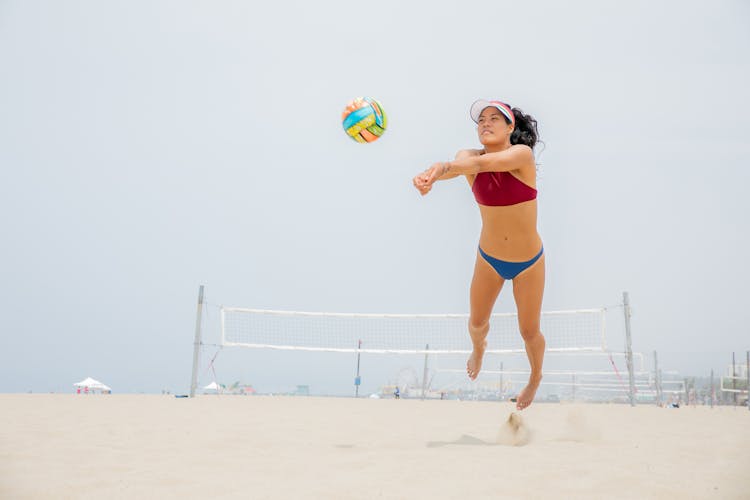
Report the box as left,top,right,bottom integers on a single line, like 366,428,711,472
710,369,714,408
421,344,429,401
653,351,661,406
623,292,636,406
732,352,737,406
189,285,205,398
572,374,576,402
355,339,362,398
658,369,663,404
746,351,749,411
499,362,504,400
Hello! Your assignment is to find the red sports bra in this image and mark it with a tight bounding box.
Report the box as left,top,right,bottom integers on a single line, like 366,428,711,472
472,171,537,206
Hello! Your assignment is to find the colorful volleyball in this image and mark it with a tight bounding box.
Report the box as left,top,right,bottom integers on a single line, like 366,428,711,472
341,97,388,143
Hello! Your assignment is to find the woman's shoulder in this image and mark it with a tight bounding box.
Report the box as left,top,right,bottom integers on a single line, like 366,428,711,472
509,144,535,170
509,143,534,157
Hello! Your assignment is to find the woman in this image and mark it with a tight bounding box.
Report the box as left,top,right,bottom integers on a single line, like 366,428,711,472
413,99,545,410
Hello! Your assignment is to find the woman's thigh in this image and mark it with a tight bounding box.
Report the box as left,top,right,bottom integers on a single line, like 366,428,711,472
470,251,505,326
511,254,546,337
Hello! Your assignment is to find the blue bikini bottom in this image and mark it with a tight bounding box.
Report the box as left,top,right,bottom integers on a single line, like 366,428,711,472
478,246,544,280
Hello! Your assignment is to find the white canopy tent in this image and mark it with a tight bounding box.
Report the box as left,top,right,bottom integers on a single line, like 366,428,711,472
74,377,112,392
203,381,221,392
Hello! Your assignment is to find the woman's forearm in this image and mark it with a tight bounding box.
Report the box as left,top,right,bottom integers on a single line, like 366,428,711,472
443,145,533,176
433,149,484,180
442,156,482,176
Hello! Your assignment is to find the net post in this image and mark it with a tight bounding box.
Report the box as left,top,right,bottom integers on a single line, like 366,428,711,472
732,351,737,406
746,351,749,411
189,285,205,398
710,369,714,408
658,368,663,403
499,362,504,400
623,292,636,406
421,344,429,401
653,351,661,406
355,339,362,398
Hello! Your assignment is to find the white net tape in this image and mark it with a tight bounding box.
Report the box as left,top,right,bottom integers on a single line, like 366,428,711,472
221,307,607,354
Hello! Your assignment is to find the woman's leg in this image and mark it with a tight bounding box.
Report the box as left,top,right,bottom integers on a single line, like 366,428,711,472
467,251,505,380
511,254,546,410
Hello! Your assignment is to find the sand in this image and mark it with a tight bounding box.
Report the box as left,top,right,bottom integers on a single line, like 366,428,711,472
1,394,748,499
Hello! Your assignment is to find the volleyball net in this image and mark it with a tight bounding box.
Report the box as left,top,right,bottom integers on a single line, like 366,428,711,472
188,291,653,403
220,307,607,354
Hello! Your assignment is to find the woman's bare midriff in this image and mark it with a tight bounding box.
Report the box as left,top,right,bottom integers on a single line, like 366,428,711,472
477,201,542,261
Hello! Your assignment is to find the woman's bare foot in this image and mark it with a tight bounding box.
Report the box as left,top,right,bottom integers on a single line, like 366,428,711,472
516,375,542,410
466,340,487,380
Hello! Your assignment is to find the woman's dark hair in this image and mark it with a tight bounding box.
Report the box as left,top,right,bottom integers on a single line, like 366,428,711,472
504,105,539,150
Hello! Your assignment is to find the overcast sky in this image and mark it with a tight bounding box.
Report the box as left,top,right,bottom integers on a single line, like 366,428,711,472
1,0,748,394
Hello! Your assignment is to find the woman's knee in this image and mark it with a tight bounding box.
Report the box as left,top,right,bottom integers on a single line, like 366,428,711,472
519,325,543,343
468,318,490,336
